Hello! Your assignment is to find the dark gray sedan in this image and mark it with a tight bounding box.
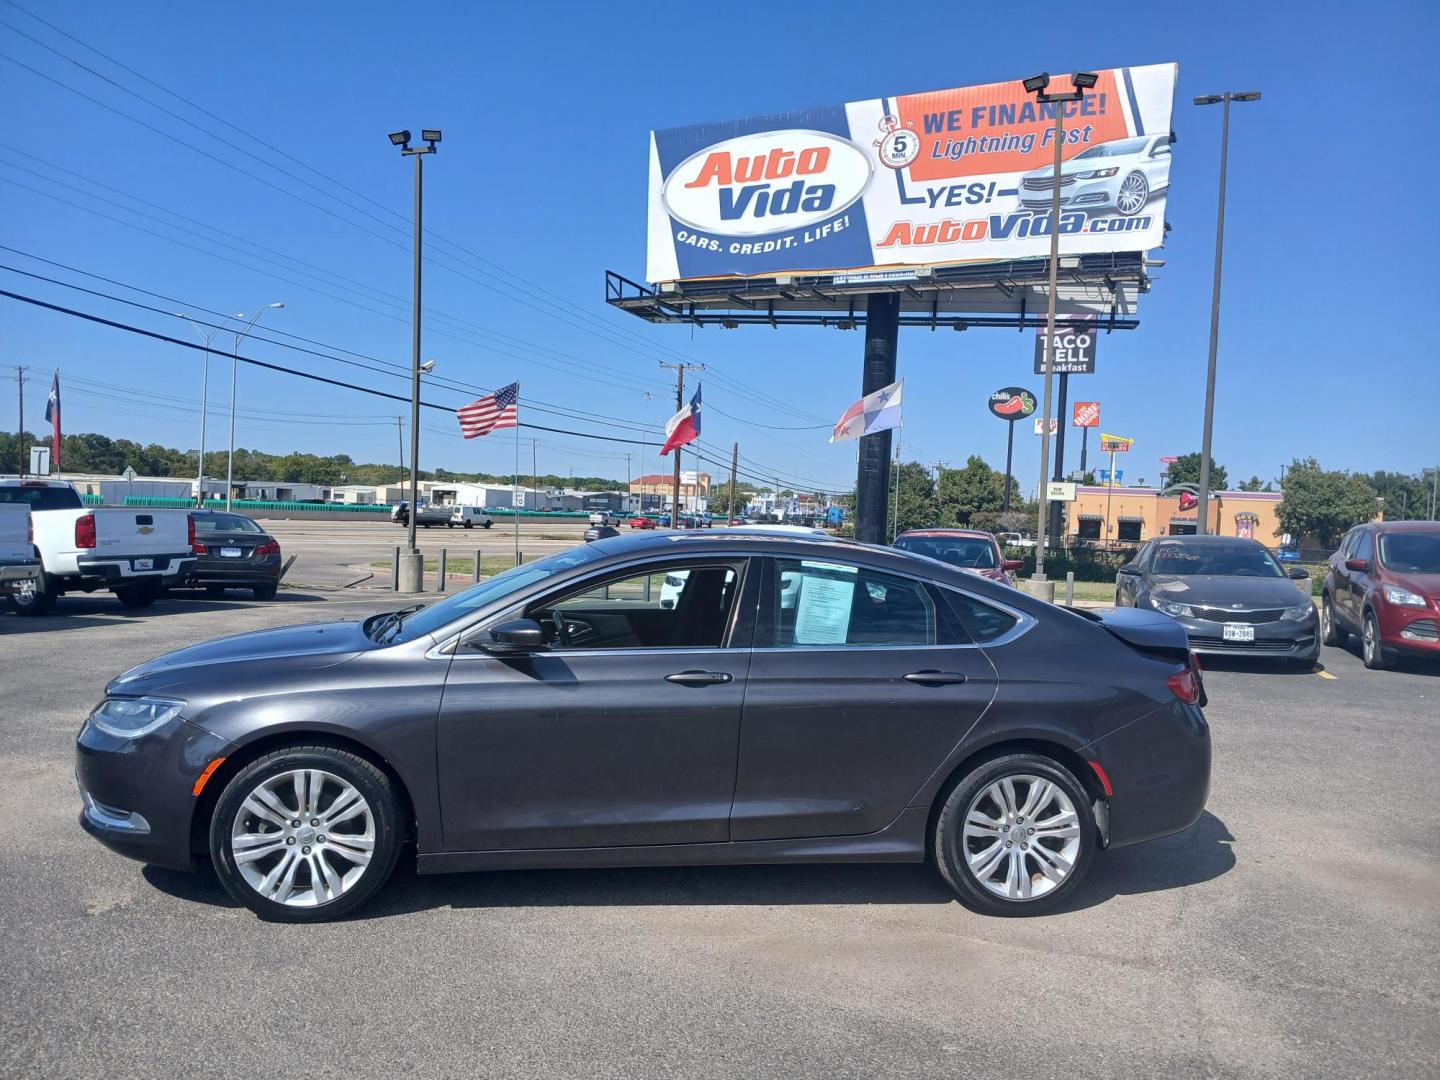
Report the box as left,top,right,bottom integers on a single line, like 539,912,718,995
185,511,282,599
1115,535,1317,668
77,530,1210,922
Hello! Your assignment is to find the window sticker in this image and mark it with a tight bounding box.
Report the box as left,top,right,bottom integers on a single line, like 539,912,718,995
793,574,856,644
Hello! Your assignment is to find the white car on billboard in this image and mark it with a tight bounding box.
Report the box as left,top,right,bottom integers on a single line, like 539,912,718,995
1019,134,1172,217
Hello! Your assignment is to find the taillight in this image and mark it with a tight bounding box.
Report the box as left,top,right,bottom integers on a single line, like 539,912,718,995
1167,654,1205,706
27,512,33,544
74,513,96,549
189,514,206,554
254,540,280,557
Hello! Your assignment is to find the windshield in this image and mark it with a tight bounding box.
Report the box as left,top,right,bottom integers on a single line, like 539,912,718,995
1074,137,1151,159
895,535,999,569
383,545,602,643
1379,533,1440,574
0,485,83,510
1150,541,1284,578
194,513,263,534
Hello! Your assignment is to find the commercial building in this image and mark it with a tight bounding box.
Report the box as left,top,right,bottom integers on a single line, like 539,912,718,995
630,471,711,513
1064,486,1284,545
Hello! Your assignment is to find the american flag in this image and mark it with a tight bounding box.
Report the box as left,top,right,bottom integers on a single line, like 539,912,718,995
457,382,519,439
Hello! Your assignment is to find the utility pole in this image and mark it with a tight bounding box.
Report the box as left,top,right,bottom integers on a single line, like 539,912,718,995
531,438,539,511
395,416,405,482
15,366,25,478
728,442,739,524
177,314,225,507
659,360,703,526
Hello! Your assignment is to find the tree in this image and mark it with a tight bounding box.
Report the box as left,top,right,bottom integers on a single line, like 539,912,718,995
936,455,1006,526
1277,458,1379,546
1166,452,1228,492
886,461,936,536
1237,475,1268,492
1368,470,1429,521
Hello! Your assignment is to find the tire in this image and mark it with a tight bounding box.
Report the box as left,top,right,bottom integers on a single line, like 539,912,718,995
252,583,278,601
446,522,454,529
205,584,227,598
9,571,57,616
482,521,492,529
1320,595,1346,646
934,753,1095,916
1362,610,1391,671
209,745,403,922
1115,171,1150,216
463,521,473,530
115,581,160,609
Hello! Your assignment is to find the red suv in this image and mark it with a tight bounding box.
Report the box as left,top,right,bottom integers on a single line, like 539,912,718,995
1321,521,1440,669
893,529,1023,586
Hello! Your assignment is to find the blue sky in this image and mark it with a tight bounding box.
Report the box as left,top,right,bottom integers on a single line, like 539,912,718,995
2,0,1435,494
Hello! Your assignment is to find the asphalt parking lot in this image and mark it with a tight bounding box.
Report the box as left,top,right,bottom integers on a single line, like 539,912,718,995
1,591,1437,1079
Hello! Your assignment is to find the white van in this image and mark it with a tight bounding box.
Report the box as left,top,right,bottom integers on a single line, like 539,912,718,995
449,506,493,530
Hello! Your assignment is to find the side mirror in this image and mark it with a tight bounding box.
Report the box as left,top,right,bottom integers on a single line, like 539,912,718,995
1287,567,1309,580
1002,559,1024,572
1117,563,1140,575
1344,558,1369,573
473,617,547,655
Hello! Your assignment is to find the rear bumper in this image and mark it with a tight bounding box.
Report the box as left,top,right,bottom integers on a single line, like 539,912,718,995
186,555,281,586
74,552,194,584
1082,699,1211,849
0,558,41,588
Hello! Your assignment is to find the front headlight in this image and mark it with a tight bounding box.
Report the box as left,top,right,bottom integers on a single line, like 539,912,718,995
1153,598,1195,618
89,696,185,740
1382,585,1427,607
1281,603,1315,621
1076,167,1119,178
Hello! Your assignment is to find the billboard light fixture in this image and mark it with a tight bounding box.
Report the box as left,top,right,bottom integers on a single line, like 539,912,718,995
1022,73,1050,94
1233,91,1262,102
1072,71,1099,90
421,129,443,143
388,130,411,147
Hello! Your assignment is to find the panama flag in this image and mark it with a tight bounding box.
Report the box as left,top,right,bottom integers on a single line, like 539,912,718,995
830,379,902,443
44,371,61,469
660,383,701,456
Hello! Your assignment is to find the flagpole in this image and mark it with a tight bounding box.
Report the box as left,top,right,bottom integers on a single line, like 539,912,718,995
890,424,901,543
513,415,521,566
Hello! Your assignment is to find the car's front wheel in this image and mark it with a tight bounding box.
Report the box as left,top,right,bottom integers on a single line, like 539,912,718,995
1115,171,1150,216
934,754,1094,916
210,746,403,922
1320,595,1346,646
1362,610,1391,671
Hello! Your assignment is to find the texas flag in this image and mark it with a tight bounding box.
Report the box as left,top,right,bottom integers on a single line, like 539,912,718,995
830,379,902,443
660,383,701,456
44,371,61,469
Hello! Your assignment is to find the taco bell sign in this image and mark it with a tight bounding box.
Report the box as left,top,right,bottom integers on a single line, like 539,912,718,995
1033,316,1097,375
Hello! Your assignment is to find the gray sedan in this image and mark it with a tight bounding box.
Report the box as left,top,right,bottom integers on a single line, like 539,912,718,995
1115,535,1318,668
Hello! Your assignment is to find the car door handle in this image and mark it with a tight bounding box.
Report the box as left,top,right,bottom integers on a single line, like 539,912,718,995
904,670,968,686
665,670,734,686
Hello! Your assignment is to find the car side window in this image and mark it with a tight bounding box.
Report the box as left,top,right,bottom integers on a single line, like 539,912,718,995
1353,531,1374,564
942,589,1019,644
1338,530,1357,559
763,559,942,647
527,561,741,650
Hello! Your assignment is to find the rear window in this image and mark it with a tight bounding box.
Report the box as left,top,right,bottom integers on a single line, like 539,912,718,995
194,513,263,534
0,485,83,511
895,534,999,570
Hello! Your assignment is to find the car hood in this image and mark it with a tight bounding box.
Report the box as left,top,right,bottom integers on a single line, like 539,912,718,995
1149,575,1307,609
1385,571,1440,599
107,619,370,694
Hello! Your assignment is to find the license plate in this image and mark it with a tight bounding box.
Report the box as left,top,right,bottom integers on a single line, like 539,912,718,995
220,547,243,558
133,558,153,571
1223,623,1255,642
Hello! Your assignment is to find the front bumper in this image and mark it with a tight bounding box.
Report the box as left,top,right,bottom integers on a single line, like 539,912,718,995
1019,177,1121,213
1083,698,1211,849
75,715,232,872
1377,601,1440,656
1172,612,1319,661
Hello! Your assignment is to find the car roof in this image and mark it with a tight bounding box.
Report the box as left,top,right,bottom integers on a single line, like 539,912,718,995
1368,521,1440,534
1153,534,1263,545
896,529,996,540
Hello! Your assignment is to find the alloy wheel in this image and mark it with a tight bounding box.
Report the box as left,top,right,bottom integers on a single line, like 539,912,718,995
961,774,1082,901
1116,173,1149,215
229,768,375,908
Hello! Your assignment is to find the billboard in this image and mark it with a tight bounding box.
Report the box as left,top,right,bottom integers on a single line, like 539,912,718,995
1034,316,1097,375
1073,401,1101,428
647,64,1178,282
988,387,1036,421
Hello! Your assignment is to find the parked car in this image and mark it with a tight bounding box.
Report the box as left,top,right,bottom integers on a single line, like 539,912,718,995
1274,543,1301,564
0,502,41,600
448,507,493,530
77,529,1209,922
1,479,195,614
183,511,282,600
1115,535,1316,669
1019,133,1172,217
588,511,615,527
413,504,452,528
998,532,1037,550
390,501,408,524
583,525,620,542
894,529,1023,586
628,516,657,530
1321,521,1440,669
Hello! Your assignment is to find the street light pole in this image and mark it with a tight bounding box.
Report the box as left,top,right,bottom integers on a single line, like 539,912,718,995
177,314,225,507
227,303,284,511
389,129,441,582
1023,71,1097,588
1194,90,1260,534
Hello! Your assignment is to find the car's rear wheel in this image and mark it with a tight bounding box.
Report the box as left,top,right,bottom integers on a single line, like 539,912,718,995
115,582,160,608
1320,595,1346,646
9,571,57,615
252,583,278,601
934,754,1094,916
1362,610,1391,670
210,746,403,922
1116,172,1149,216
205,584,227,597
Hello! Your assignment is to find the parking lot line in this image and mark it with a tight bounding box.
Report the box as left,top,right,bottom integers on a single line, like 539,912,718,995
1316,669,1338,680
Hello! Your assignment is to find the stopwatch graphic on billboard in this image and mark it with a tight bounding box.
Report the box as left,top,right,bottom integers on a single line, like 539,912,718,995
646,64,1177,282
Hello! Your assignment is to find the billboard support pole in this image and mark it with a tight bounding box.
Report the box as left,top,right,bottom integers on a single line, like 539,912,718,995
1002,421,1016,515
1080,425,1089,475
1105,449,1117,542
1032,100,1065,581
1049,371,1070,541
855,293,900,544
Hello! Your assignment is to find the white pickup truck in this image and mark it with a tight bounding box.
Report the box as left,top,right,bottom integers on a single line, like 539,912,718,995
0,502,42,601
0,479,196,615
